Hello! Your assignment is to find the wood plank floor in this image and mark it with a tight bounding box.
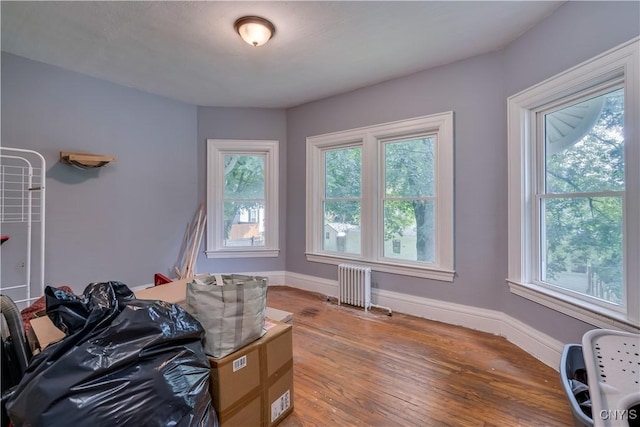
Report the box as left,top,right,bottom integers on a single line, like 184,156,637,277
267,286,574,427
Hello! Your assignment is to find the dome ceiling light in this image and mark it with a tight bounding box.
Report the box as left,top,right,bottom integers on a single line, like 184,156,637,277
234,16,276,47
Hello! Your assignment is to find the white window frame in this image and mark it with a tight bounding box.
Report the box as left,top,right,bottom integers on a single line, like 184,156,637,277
206,139,279,258
507,38,639,331
306,113,455,281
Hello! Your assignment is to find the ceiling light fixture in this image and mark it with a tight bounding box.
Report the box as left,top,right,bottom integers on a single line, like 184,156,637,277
234,16,275,47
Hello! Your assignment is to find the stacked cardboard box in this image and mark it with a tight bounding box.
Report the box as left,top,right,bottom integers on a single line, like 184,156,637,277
210,320,294,426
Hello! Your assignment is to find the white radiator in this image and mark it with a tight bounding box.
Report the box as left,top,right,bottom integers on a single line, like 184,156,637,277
338,263,372,311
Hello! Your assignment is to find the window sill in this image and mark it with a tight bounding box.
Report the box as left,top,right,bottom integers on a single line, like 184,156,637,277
306,253,455,282
205,249,279,259
507,280,638,332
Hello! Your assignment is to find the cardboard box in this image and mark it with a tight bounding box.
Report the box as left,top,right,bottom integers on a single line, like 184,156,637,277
210,320,294,427
30,314,66,349
135,275,197,304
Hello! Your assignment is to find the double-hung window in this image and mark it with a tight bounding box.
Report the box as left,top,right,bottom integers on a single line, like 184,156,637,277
507,39,639,330
306,113,454,281
206,139,279,258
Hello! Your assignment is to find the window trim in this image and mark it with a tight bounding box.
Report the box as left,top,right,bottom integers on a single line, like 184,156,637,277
206,139,279,258
306,113,455,281
507,38,639,330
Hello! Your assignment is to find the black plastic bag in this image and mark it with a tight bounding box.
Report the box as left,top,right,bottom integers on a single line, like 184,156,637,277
6,281,217,427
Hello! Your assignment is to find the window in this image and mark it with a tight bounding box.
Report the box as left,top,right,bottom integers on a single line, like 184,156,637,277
248,208,258,224
306,113,454,281
323,146,362,255
206,139,279,258
383,136,436,263
507,39,639,330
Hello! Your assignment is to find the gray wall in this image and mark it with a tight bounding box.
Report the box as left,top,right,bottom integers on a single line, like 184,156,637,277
285,1,639,343
196,107,287,274
1,53,198,293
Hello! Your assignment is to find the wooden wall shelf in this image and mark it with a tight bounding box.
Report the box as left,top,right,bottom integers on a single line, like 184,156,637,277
60,152,116,169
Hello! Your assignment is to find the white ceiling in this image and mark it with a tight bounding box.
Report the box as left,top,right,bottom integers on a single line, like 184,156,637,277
1,1,564,108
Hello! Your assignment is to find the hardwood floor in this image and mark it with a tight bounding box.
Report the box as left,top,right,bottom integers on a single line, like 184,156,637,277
267,286,574,427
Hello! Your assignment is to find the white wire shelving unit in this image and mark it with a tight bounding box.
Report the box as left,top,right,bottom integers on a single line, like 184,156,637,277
0,147,46,307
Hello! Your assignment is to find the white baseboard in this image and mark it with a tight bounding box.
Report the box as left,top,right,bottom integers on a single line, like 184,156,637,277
260,270,288,286
284,271,338,296
497,312,564,368
283,271,564,370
